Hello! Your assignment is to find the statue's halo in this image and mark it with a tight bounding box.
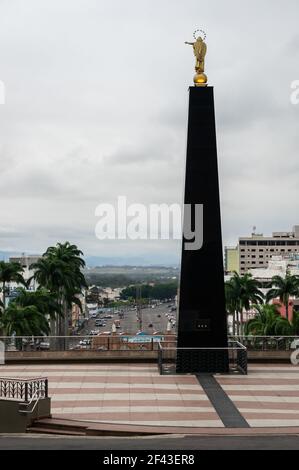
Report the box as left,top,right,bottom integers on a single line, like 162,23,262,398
193,29,206,41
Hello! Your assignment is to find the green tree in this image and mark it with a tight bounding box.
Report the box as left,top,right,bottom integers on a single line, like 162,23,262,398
244,303,293,336
120,282,177,301
266,273,299,321
0,261,27,311
225,272,264,335
1,304,50,338
225,280,239,335
30,242,87,336
0,261,27,334
291,310,299,335
13,287,62,322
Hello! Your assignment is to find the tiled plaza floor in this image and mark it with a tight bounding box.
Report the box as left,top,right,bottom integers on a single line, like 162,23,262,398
216,364,299,427
1,363,299,428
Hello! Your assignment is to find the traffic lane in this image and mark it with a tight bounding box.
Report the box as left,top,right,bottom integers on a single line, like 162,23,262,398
79,304,177,338
120,305,177,334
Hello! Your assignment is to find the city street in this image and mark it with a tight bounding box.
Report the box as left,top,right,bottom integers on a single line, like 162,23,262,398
83,303,177,337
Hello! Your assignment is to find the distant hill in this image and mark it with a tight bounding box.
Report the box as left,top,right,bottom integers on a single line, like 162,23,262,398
84,255,179,268
0,251,179,268
0,250,26,261
83,265,179,287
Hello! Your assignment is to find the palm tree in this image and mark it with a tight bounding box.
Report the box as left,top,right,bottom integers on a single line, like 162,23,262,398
1,304,50,338
244,303,293,336
0,261,27,311
266,273,299,321
0,261,27,335
13,287,62,321
291,310,299,335
225,280,239,335
30,242,87,337
225,272,264,335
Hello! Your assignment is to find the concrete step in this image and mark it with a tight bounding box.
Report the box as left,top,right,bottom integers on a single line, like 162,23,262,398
29,418,88,435
27,426,85,436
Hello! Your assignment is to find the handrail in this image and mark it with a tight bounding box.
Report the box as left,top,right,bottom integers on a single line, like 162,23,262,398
18,387,46,415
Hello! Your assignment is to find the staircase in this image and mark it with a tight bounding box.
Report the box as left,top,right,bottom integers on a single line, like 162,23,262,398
28,418,88,436
27,417,170,436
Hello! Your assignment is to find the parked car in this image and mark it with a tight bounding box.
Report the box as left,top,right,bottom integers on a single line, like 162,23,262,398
88,330,97,336
38,341,50,350
79,339,91,346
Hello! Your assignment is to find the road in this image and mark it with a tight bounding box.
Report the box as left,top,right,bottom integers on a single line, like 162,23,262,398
120,303,177,335
0,434,299,450
82,303,177,337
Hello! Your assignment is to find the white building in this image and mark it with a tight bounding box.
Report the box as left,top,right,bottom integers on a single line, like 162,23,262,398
8,254,41,291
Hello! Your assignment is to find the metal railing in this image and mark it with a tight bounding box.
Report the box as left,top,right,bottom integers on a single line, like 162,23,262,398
0,335,298,353
0,377,48,402
158,340,247,375
229,336,299,351
18,387,47,415
0,335,166,352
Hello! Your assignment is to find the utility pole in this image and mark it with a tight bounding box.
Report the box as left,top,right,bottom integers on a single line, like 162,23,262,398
136,285,142,332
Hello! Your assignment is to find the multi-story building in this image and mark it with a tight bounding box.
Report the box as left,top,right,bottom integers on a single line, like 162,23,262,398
224,246,239,274
71,291,87,333
238,226,299,274
248,255,299,320
9,254,41,291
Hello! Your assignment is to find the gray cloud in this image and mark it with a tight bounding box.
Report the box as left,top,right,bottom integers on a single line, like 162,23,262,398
0,0,298,263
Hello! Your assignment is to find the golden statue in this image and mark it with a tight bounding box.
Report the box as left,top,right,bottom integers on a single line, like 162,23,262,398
185,29,208,86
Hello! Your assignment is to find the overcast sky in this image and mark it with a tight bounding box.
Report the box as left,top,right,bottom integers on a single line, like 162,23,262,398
0,0,298,264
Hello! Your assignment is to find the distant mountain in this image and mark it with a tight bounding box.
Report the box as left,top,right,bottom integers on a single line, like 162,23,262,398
0,250,179,268
0,250,25,261
84,255,179,268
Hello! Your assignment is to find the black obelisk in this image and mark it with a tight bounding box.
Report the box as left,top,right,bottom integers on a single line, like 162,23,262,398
176,86,228,373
